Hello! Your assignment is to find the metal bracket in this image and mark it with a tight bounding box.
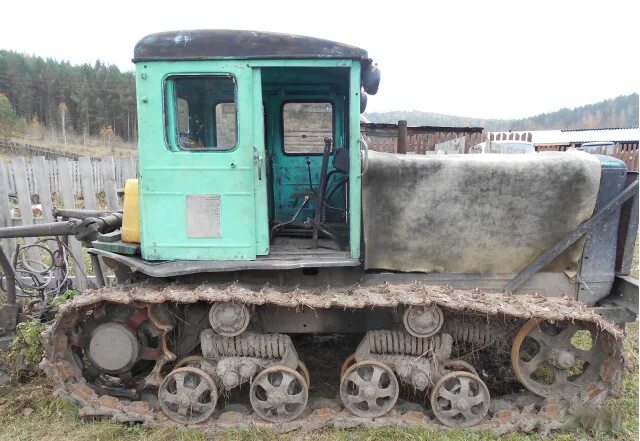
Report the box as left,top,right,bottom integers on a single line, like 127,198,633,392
253,146,263,180
603,275,639,317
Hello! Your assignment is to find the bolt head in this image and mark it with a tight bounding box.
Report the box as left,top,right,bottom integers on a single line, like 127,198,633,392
455,399,471,412
556,351,576,369
362,385,376,400
548,348,576,370
223,372,239,389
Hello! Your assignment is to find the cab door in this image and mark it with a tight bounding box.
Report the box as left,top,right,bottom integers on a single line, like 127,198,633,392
137,61,267,261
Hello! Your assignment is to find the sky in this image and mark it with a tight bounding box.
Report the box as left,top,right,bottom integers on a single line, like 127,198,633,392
1,0,638,119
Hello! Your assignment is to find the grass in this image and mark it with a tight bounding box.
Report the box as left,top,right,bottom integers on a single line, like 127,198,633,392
0,383,206,441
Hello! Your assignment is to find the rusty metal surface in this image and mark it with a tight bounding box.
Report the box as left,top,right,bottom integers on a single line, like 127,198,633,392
601,275,639,318
615,172,639,274
0,219,81,238
256,307,395,334
40,282,626,431
53,208,119,219
41,283,624,431
46,282,625,335
577,158,629,304
0,213,122,242
89,248,360,276
133,30,369,62
40,281,626,431
510,319,622,406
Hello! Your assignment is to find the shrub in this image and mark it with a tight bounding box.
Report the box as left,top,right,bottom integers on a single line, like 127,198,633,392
11,320,46,366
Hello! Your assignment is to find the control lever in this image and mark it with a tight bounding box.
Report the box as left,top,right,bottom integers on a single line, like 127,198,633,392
312,137,333,248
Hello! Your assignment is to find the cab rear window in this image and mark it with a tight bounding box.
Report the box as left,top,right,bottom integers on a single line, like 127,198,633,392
282,102,333,154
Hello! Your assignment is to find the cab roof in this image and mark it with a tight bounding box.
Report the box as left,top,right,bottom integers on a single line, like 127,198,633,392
133,30,369,62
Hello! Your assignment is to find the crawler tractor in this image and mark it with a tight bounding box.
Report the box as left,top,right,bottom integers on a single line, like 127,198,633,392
0,30,638,429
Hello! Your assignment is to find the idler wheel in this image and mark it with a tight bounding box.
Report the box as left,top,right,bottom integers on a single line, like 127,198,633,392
88,323,139,374
69,302,174,389
250,365,309,423
430,371,490,427
511,318,622,400
340,360,399,418
159,367,218,424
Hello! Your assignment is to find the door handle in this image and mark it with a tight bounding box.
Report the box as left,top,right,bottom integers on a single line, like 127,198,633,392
253,147,263,180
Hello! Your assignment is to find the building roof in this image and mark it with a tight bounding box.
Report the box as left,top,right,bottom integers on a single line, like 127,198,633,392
133,30,369,62
362,122,484,133
490,127,639,145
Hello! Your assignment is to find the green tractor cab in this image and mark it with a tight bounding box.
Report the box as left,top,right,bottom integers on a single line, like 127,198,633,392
108,30,380,268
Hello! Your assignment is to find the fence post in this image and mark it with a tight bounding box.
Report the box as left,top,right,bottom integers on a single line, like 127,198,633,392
397,120,407,154
0,163,16,253
79,157,97,209
102,156,119,210
58,157,88,289
32,157,54,222
11,157,39,262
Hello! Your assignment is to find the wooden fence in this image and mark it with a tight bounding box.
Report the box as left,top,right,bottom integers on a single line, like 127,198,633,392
0,140,80,159
536,143,639,171
0,156,137,288
2,156,137,197
361,123,485,154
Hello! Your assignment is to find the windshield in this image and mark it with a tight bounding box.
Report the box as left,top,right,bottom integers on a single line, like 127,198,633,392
487,142,535,154
578,143,615,154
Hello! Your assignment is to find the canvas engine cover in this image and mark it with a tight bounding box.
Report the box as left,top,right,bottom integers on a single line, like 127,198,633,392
362,150,601,273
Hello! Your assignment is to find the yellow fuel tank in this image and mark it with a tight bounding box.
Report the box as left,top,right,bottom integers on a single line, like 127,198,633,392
121,179,141,244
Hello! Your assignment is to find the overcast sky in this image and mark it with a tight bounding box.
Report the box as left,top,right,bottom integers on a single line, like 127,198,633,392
1,0,637,118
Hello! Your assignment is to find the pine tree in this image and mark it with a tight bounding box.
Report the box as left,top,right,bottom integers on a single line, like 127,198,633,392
0,93,21,141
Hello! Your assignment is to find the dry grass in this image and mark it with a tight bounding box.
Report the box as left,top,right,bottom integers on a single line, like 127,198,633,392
7,136,136,158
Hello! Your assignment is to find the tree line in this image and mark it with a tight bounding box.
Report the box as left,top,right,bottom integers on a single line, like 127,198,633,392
1,48,637,145
365,94,639,131
0,50,136,145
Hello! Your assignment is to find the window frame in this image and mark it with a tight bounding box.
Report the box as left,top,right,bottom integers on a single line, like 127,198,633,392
280,100,335,156
164,73,239,152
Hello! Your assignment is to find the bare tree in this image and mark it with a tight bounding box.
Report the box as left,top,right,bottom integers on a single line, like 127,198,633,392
58,102,68,145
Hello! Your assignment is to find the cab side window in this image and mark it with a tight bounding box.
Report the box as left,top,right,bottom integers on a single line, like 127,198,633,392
168,76,238,151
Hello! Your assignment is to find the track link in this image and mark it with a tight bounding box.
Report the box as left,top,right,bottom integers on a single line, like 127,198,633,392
41,282,626,431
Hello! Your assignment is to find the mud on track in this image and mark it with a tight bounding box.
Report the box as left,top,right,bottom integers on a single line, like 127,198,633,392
41,282,626,433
